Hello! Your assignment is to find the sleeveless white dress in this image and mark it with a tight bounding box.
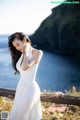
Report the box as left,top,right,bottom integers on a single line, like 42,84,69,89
9,49,42,120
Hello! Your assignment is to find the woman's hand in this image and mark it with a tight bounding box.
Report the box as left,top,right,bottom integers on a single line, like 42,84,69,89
23,37,31,57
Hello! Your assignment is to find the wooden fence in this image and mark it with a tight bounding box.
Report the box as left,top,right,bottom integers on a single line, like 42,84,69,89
0,88,80,106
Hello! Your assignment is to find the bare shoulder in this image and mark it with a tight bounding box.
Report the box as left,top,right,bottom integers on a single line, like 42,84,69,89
39,50,43,55
32,48,43,56
37,49,43,56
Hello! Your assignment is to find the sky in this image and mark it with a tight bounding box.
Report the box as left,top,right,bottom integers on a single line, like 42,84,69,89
0,0,61,34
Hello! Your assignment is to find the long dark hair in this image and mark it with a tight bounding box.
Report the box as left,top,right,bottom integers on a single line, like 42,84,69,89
8,32,31,74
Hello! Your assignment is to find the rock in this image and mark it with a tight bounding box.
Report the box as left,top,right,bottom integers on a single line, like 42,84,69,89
54,92,64,98
46,104,67,113
30,2,80,62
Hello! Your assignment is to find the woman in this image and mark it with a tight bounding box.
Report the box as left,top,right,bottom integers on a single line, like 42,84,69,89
8,32,43,120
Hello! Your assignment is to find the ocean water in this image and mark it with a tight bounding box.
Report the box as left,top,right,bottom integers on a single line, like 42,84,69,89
0,35,80,92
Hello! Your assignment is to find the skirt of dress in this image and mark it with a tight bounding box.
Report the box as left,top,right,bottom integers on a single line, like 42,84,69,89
8,81,42,120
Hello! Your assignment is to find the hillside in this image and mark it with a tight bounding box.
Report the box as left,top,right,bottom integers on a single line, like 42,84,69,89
30,2,80,62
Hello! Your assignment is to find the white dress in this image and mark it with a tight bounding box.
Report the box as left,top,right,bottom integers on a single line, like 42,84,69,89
9,49,43,120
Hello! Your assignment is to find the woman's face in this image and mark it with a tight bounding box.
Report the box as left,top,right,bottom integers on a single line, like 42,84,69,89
12,39,25,52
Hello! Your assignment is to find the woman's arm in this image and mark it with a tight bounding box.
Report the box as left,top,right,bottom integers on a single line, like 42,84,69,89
22,48,43,71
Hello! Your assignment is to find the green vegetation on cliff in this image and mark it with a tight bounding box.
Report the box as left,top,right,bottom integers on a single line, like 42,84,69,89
30,2,80,61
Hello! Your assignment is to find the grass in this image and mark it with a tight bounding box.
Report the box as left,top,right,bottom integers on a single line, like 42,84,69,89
0,87,80,120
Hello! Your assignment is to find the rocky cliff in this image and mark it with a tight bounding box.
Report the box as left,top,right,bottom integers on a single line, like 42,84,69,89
29,1,80,61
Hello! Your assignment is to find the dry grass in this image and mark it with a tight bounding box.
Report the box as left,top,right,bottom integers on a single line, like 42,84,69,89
0,87,80,120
